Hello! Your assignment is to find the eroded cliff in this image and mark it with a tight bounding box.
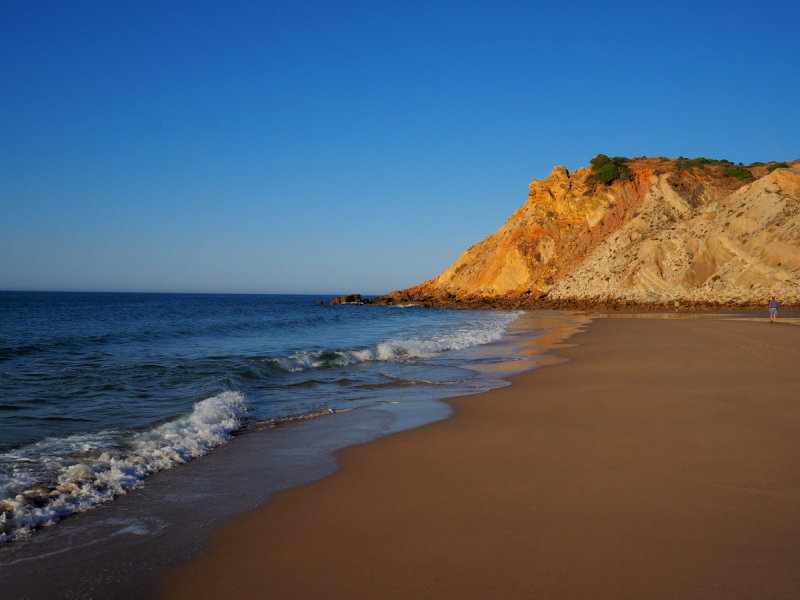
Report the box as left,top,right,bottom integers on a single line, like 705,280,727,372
377,157,800,308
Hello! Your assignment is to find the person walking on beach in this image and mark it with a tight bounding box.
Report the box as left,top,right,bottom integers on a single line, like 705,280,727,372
769,296,779,323
673,300,680,313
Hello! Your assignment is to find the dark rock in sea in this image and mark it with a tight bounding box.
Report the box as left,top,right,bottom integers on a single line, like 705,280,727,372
330,294,365,305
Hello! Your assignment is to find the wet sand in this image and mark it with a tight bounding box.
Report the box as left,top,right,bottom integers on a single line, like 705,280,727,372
162,314,800,599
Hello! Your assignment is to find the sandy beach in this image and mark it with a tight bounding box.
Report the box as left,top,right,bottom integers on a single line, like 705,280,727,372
162,313,800,599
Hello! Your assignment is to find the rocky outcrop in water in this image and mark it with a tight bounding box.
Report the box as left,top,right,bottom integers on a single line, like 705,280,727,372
330,294,365,305
375,157,800,309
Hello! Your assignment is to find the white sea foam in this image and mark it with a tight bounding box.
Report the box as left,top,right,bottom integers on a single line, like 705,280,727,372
0,391,247,545
265,311,521,372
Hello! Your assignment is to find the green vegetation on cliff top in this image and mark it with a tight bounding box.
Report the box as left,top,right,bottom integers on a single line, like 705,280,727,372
671,156,790,175
589,154,631,184
724,166,755,179
768,162,789,171
674,157,734,169
590,155,791,185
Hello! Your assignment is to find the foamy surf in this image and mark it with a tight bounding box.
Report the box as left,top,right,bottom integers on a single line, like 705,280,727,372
0,391,248,545
262,310,521,372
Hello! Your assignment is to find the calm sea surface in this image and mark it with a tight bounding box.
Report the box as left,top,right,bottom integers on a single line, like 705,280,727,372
0,292,523,544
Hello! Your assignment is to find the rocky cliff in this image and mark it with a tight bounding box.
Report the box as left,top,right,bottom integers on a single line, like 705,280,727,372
377,157,800,309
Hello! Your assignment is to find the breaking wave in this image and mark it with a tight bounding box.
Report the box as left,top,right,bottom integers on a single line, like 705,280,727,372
261,310,520,372
0,391,248,545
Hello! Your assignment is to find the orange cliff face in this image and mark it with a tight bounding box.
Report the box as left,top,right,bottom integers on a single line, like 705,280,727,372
428,164,657,295
377,157,800,309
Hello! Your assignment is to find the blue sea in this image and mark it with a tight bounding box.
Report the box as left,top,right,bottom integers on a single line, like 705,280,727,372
0,291,525,545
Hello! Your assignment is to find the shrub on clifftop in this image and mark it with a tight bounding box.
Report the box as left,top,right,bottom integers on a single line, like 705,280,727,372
589,154,631,184
724,166,755,179
674,157,734,169
767,162,789,171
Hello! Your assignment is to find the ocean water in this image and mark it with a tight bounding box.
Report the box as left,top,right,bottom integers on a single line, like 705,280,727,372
0,292,524,545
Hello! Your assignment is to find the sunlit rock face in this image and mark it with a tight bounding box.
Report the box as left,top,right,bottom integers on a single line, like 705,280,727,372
378,158,800,308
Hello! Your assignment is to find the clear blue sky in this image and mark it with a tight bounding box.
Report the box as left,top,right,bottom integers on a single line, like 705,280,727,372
2,0,798,294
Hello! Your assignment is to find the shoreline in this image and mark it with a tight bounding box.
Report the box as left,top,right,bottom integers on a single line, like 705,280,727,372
366,291,800,312
162,312,800,599
0,309,562,599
